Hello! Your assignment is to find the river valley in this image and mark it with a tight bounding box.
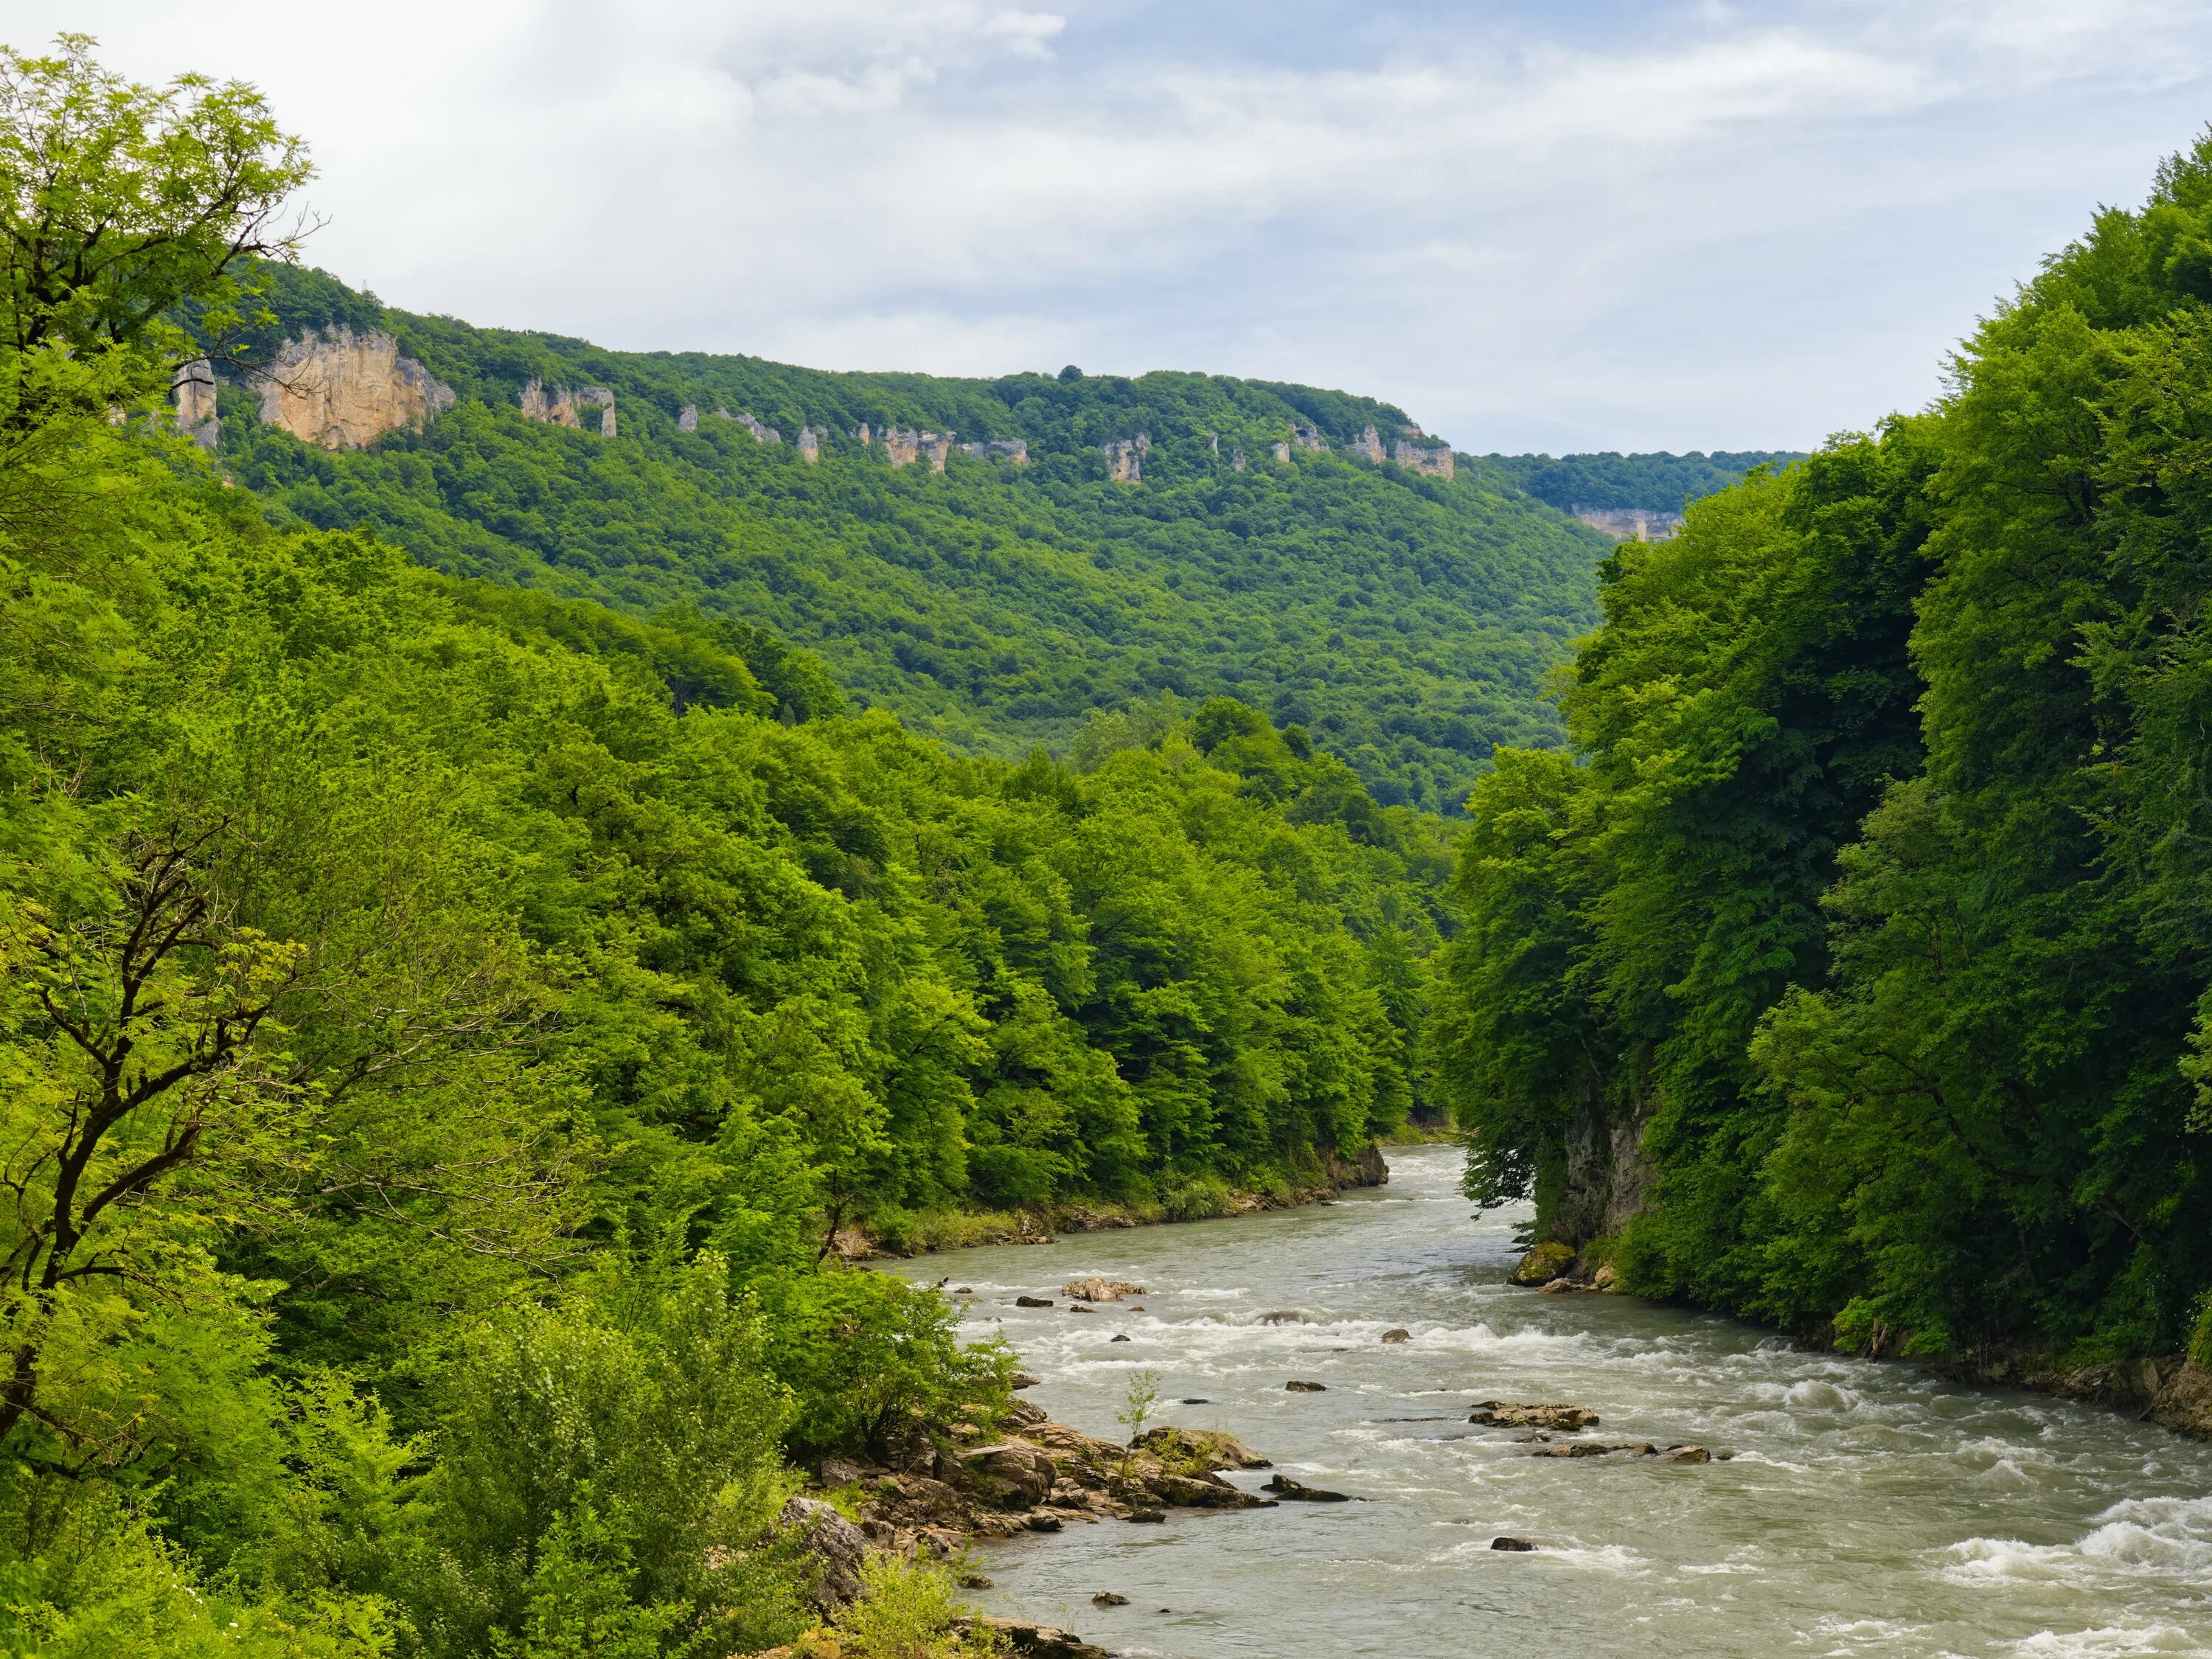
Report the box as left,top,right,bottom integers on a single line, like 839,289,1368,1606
890,1145,2212,1659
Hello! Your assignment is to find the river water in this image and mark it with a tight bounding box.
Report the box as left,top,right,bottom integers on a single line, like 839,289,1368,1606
888,1145,2212,1658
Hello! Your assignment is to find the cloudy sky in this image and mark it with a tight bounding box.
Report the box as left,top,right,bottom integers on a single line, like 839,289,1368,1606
19,1,2212,451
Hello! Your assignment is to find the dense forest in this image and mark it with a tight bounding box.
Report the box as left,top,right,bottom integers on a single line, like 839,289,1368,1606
1440,137,2212,1377
1484,450,1805,513
0,39,1455,1656
198,262,1609,815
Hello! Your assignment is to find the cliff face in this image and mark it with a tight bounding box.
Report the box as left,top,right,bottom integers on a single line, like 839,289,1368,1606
173,358,220,451
255,328,455,450
1102,434,1150,483
520,378,616,435
1349,425,1388,465
1575,507,1683,542
1394,439,1454,479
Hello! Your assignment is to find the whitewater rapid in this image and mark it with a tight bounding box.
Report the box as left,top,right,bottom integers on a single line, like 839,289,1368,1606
888,1144,2212,1658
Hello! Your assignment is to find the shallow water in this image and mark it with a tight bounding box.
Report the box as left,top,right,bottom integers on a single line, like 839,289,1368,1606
887,1145,2212,1659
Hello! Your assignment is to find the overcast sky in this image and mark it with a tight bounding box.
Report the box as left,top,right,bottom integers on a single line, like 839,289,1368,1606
20,1,2212,451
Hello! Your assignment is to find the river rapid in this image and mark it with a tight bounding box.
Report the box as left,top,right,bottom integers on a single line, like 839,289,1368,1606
887,1145,2212,1658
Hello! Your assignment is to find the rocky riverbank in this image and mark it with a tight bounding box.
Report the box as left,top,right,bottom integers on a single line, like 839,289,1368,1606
839,1144,1390,1260
765,1405,1273,1657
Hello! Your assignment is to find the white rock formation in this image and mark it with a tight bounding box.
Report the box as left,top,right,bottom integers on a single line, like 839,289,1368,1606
1392,439,1454,479
797,427,821,463
1349,425,1387,464
964,438,1028,465
1270,440,1292,465
519,378,616,435
173,358,220,451
251,328,455,451
678,404,699,433
1102,434,1150,483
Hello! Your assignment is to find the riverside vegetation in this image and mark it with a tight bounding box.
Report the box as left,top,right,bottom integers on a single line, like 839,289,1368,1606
0,37,1471,1659
1438,132,2212,1411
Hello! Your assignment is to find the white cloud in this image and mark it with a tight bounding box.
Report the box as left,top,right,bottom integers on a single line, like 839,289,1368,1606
13,0,2212,448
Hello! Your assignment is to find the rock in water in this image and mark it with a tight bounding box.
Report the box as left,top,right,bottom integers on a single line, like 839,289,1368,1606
1381,1328,1411,1343
1110,1333,1132,1342
1010,1371,1040,1388
953,1616,1115,1659
1015,1295,1054,1307
1491,1536,1537,1551
1133,1427,1273,1470
1511,1242,1576,1286
1092,1592,1130,1606
1469,1402,1601,1430
1264,1474,1352,1502
1285,1380,1327,1392
779,1495,867,1609
1063,1277,1144,1301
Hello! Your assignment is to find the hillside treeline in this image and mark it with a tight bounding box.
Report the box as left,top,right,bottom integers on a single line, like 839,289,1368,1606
209,263,1606,815
0,39,1446,1654
1485,450,1805,513
1441,137,2212,1371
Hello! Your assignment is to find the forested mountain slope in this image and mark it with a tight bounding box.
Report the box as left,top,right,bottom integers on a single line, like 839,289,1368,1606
1485,449,1806,513
1440,134,2212,1397
194,265,1610,813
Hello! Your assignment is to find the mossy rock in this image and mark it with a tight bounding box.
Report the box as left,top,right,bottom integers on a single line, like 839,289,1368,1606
1510,1242,1576,1286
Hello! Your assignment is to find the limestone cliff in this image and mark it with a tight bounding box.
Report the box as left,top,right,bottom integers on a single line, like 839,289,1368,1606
1393,438,1454,479
1102,434,1150,483
796,426,821,463
253,328,454,450
173,358,220,451
963,437,1028,465
882,427,955,472
1291,422,1326,452
1270,439,1292,465
1575,507,1683,542
677,404,698,433
1349,425,1387,464
520,378,616,436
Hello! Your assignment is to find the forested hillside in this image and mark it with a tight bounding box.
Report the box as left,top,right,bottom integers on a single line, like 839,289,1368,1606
0,38,1454,1655
198,264,1608,814
1485,449,1804,513
1441,136,2212,1381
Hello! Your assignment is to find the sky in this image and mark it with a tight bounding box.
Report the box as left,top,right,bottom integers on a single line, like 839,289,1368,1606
17,1,2212,452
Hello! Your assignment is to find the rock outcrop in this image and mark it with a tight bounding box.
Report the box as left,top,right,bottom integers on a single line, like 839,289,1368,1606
880,427,953,472
1575,506,1684,543
797,426,822,463
964,437,1028,465
1291,422,1326,452
779,1496,868,1611
520,378,615,436
677,403,698,433
1348,425,1387,464
835,1398,1270,1562
1393,438,1454,479
1270,439,1292,465
251,328,456,451
173,358,220,451
1102,434,1149,483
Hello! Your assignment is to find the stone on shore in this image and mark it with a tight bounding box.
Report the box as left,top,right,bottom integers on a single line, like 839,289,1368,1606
1511,1242,1576,1286
1133,1426,1273,1471
778,1495,868,1610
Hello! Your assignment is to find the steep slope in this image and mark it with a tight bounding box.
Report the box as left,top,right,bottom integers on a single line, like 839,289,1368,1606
196,266,1610,813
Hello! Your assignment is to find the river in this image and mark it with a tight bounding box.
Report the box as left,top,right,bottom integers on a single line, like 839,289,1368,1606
888,1144,2212,1658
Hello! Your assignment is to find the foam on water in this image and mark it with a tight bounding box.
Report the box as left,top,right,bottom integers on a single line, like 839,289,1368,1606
893,1147,2212,1658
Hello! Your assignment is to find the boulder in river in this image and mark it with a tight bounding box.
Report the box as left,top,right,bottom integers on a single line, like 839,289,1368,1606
953,1615,1114,1659
1469,1401,1601,1430
1110,1333,1131,1342
1381,1327,1411,1343
1528,1441,1710,1461
1491,1536,1537,1551
1092,1591,1129,1606
1010,1371,1040,1388
1259,1309,1306,1324
1133,1426,1273,1470
1285,1380,1327,1392
1511,1241,1576,1285
1063,1277,1144,1301
1015,1295,1054,1307
1265,1473,1352,1501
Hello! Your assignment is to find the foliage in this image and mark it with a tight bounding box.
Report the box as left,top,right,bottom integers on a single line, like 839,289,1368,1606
0,41,1461,1651
1440,135,2212,1369
1484,450,1806,513
198,261,1610,813
824,1554,1004,1659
